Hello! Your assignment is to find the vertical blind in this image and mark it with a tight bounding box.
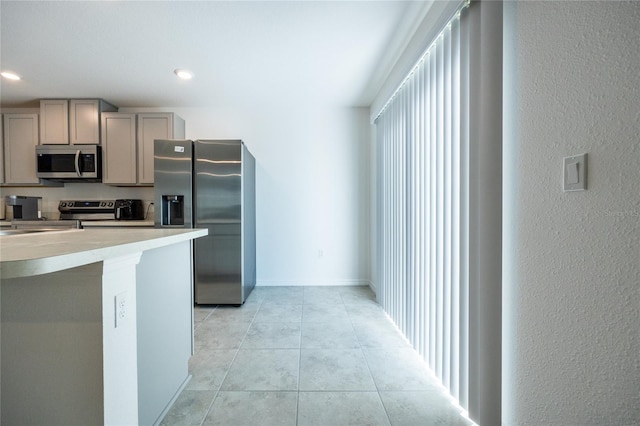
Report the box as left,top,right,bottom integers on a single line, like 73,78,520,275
374,2,470,413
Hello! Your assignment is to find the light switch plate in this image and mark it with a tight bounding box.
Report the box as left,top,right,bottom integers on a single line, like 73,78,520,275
563,153,587,191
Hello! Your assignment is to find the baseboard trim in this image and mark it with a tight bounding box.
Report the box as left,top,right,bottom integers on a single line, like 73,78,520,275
154,374,192,426
256,279,371,287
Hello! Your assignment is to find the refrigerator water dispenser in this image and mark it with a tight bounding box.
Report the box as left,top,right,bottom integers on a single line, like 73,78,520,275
161,195,185,226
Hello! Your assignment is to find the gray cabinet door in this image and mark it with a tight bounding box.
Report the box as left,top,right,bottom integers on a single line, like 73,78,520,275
40,99,69,144
69,99,117,145
138,114,172,184
102,113,137,184
70,99,100,144
137,113,184,184
3,114,39,184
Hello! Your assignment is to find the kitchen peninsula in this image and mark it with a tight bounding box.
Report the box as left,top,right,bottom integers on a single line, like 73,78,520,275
0,227,207,425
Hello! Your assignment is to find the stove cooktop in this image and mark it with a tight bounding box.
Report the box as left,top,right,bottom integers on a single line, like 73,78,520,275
58,199,116,220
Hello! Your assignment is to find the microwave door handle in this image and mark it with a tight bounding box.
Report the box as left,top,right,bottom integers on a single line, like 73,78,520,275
74,150,81,176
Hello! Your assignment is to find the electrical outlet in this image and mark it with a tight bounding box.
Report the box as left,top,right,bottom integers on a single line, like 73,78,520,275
115,291,128,328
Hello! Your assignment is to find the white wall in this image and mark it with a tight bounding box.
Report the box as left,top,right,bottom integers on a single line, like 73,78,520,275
122,105,372,287
503,2,640,424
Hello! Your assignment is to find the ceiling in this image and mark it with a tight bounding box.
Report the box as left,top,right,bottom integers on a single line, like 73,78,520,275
0,1,428,109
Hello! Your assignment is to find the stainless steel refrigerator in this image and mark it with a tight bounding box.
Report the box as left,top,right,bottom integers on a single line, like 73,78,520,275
154,139,256,305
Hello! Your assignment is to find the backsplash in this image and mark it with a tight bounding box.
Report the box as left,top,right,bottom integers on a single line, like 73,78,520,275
0,183,154,220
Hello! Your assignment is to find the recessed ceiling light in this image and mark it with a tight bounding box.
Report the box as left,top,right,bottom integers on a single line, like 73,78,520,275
174,69,193,80
1,71,21,81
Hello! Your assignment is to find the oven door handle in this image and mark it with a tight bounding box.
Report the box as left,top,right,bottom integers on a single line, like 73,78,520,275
74,150,81,176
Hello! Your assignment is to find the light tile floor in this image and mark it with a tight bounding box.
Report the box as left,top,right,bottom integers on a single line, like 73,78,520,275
161,286,472,426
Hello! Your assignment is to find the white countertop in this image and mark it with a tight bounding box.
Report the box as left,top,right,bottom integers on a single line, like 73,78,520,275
81,220,155,227
0,228,207,279
0,220,155,228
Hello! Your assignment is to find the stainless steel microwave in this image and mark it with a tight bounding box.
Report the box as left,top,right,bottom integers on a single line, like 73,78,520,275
36,145,102,182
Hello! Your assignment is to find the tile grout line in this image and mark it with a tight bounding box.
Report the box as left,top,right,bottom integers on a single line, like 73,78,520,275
197,304,223,426
296,288,306,426
345,291,395,426
195,304,221,426
198,297,262,426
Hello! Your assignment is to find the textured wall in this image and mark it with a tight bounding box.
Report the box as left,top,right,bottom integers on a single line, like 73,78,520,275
503,2,640,425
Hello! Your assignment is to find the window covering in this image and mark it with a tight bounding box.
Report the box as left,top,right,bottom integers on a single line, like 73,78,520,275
374,0,471,414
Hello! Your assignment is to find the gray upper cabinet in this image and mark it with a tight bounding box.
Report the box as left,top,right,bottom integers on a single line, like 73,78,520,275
137,113,185,184
69,99,117,145
101,113,137,185
3,113,39,184
102,112,185,186
40,99,117,145
40,99,69,144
